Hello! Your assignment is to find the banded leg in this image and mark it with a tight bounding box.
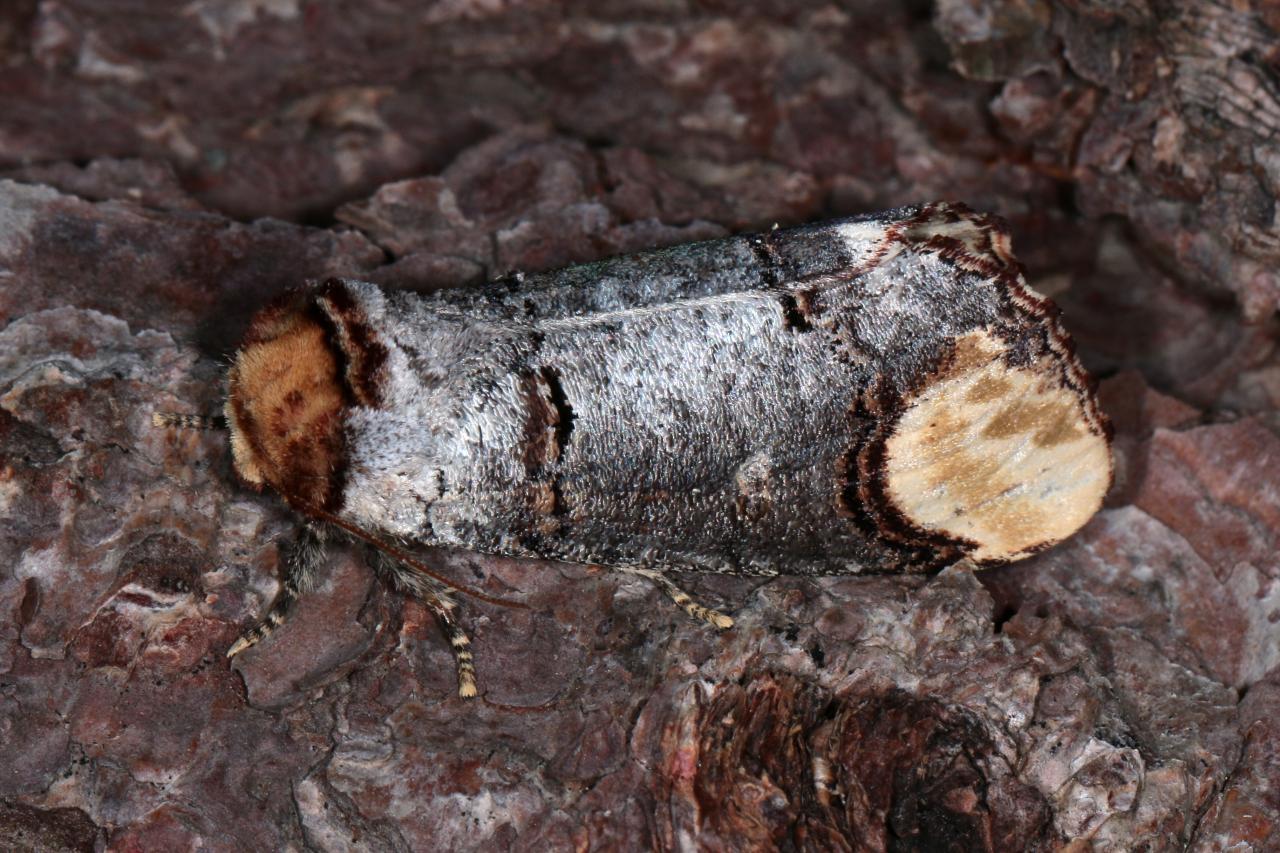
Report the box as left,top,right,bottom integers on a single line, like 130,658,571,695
614,566,735,629
369,551,477,699
227,524,328,658
152,412,228,430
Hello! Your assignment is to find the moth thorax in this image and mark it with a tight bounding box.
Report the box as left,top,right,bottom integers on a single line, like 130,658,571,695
882,328,1111,563
225,299,346,508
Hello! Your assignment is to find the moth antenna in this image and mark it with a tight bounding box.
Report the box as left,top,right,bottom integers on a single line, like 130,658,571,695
153,411,229,431
287,496,529,611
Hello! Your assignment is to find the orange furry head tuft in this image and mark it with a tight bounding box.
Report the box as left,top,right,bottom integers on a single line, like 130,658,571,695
225,296,347,510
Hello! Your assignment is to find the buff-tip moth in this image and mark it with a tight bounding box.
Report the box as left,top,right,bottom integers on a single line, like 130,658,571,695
156,202,1112,697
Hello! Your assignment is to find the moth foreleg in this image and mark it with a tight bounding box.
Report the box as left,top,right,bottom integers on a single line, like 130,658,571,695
368,551,478,699
227,523,328,658
614,566,735,629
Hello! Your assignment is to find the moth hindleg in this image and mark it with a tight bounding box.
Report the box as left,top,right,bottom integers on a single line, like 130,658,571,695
227,523,328,658
614,566,735,629
368,551,478,699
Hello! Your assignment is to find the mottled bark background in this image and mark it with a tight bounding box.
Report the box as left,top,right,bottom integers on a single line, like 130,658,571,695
1,1,1278,850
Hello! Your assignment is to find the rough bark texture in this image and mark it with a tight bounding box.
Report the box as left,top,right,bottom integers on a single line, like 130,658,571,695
0,1,1276,850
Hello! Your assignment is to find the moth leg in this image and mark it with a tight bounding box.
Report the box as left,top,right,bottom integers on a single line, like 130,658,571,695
614,566,735,629
151,411,228,431
368,551,478,699
227,523,328,658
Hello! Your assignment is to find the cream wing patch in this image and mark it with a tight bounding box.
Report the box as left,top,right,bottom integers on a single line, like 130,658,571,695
883,329,1111,562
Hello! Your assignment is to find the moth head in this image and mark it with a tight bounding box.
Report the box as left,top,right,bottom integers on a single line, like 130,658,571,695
879,326,1112,563
223,292,348,509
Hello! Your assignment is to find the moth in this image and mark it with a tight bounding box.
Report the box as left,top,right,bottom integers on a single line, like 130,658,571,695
157,202,1112,697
